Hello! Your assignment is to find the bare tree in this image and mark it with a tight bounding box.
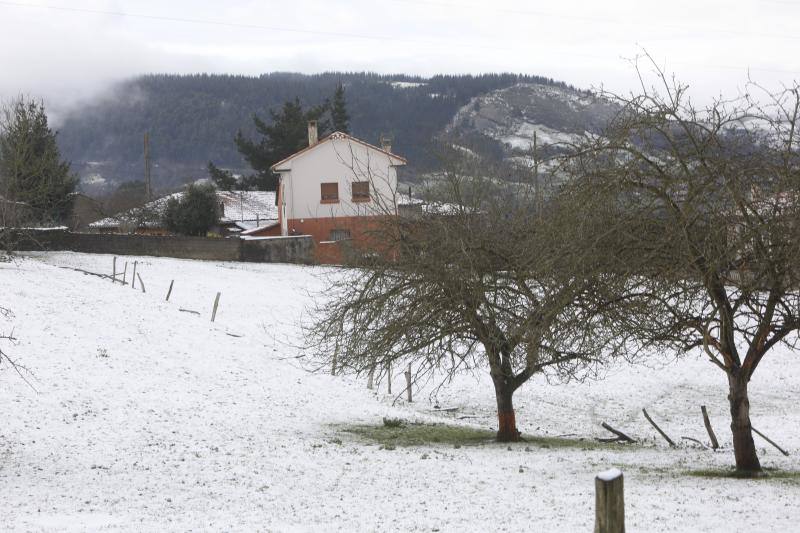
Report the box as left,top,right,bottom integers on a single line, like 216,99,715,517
563,58,800,473
0,305,30,387
308,150,622,441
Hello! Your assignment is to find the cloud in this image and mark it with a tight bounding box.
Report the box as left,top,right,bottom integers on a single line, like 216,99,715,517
0,0,798,116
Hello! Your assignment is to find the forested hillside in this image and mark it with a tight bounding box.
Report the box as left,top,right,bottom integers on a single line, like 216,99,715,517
56,72,574,193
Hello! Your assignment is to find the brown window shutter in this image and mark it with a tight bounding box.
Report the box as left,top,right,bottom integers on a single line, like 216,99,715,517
352,181,370,201
321,182,339,202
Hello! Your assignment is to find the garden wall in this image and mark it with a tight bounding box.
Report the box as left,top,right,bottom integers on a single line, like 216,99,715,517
13,230,314,264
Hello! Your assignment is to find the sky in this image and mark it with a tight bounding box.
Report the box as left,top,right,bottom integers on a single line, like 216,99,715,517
1,0,799,117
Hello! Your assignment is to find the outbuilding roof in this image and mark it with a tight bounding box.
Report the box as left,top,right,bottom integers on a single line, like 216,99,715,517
91,190,277,229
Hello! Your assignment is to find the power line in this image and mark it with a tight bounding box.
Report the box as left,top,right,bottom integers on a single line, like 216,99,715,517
388,0,800,43
0,0,451,45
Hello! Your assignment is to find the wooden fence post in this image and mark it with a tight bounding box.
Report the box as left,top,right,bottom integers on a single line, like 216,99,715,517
122,262,128,285
112,256,117,283
387,362,392,395
165,280,174,301
137,273,146,293
405,363,412,402
367,364,375,390
700,406,720,450
131,261,138,289
595,468,624,533
211,292,221,322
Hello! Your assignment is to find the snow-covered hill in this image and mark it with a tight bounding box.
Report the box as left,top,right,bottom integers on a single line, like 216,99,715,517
1,253,799,531
448,83,619,168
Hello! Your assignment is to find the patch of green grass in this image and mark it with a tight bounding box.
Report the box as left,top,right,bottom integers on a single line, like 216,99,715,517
336,421,620,450
382,417,404,428
522,435,611,451
342,422,495,447
688,467,800,481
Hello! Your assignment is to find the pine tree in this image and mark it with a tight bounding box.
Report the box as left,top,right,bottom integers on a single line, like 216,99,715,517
330,82,350,133
207,162,237,191
225,98,330,191
0,97,77,224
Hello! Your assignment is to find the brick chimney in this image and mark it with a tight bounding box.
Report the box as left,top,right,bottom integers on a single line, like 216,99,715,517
380,135,392,153
308,120,318,146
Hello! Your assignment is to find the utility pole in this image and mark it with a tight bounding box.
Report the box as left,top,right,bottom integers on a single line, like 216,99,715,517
533,131,542,219
144,132,152,200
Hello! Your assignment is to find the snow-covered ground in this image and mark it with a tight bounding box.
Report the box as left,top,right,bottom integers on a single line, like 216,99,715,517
2,252,799,532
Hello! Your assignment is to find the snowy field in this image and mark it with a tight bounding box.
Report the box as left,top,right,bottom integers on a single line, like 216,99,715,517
2,252,799,532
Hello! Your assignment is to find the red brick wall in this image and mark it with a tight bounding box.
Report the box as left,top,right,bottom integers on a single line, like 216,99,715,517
243,224,282,237
286,215,392,264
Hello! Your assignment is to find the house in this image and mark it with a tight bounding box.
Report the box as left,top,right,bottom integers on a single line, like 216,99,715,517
268,122,407,262
90,189,277,236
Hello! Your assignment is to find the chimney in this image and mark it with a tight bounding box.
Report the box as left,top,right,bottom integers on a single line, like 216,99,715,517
308,120,318,146
380,135,392,153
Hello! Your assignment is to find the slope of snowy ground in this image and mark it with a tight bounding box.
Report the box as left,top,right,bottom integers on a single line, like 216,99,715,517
1,252,799,532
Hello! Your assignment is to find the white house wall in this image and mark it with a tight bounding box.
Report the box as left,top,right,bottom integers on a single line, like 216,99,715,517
282,138,399,222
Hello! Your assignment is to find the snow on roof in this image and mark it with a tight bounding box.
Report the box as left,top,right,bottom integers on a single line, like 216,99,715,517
397,193,463,215
215,190,277,224
0,194,29,207
90,190,277,229
240,221,281,235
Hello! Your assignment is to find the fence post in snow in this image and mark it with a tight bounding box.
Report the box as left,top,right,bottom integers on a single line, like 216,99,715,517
387,362,392,395
112,256,117,283
594,468,624,533
366,364,375,390
404,364,412,402
165,280,174,301
137,273,146,293
211,292,221,322
701,406,720,450
131,261,138,289
122,262,128,285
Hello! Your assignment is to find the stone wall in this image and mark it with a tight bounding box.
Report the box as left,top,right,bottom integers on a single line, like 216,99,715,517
240,236,314,264
13,230,314,264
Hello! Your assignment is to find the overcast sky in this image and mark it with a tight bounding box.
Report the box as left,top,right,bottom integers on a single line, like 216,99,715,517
1,0,799,116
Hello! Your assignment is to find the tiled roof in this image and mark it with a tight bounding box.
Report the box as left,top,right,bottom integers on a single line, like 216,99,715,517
271,131,407,171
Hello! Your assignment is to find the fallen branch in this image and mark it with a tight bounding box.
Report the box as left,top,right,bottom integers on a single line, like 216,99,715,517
600,422,635,443
681,436,711,450
57,266,128,285
752,426,790,457
178,308,201,315
642,408,676,447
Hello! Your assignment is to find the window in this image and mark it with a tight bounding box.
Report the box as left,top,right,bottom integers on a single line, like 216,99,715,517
330,229,351,241
352,181,370,202
321,182,339,203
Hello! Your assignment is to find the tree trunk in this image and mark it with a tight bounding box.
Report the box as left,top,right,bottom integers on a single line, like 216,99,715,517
727,372,761,474
493,376,521,442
